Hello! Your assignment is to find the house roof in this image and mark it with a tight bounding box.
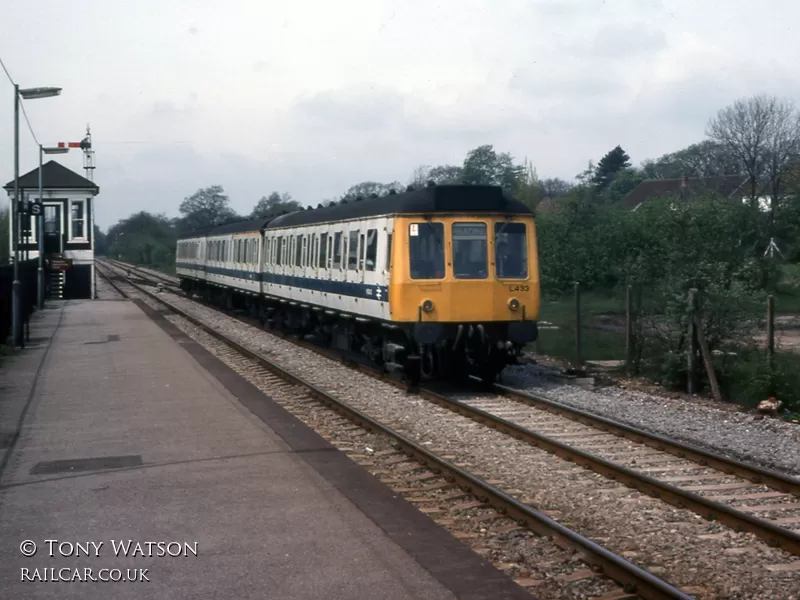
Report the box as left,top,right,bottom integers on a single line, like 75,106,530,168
621,174,747,210
3,160,99,193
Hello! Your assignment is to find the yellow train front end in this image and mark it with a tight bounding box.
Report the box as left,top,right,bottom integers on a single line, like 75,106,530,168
387,210,539,381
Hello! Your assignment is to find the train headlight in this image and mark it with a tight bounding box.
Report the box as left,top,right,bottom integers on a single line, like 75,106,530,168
422,299,434,313
508,298,520,312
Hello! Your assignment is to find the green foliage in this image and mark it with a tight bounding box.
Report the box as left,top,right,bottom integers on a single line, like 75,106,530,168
341,181,403,200
591,146,631,189
177,185,238,234
251,192,301,218
602,168,645,204
107,212,177,269
641,141,741,179
94,225,108,256
460,145,525,194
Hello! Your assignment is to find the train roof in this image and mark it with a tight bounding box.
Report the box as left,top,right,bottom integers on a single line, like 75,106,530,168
266,185,531,229
178,184,532,240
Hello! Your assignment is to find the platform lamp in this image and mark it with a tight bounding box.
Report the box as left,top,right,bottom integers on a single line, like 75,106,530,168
36,145,69,309
11,85,61,348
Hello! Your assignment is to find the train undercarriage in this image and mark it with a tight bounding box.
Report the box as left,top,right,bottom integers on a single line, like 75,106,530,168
180,278,537,384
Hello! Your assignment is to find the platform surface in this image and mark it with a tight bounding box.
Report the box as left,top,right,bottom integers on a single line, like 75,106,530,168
0,300,530,600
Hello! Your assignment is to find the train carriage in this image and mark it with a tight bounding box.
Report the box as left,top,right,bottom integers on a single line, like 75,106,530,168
176,184,540,382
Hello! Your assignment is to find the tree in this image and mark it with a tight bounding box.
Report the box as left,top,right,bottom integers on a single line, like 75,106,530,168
540,178,573,198
592,146,631,189
107,211,177,268
460,145,525,194
340,181,403,200
409,164,462,187
177,185,238,233
250,192,301,218
603,168,645,204
94,225,108,256
641,141,742,179
706,95,800,213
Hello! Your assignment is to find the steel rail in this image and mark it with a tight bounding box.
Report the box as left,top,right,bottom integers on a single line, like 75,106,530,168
419,387,800,556
489,380,800,497
103,260,693,600
107,260,800,555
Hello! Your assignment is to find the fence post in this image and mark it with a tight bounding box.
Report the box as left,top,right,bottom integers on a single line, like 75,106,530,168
574,281,582,370
626,284,634,375
687,288,698,395
766,295,775,369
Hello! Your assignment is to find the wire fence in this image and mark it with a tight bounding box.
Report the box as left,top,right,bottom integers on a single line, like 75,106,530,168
532,282,800,414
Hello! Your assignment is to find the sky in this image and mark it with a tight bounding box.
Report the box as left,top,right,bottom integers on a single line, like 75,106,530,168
1,0,799,230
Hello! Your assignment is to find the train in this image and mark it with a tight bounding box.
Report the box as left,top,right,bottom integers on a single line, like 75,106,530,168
175,183,540,382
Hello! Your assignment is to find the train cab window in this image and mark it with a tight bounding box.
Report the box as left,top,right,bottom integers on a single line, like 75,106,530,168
495,222,528,279
365,229,377,271
332,232,343,268
409,222,444,280
348,231,359,270
319,233,328,268
452,223,488,279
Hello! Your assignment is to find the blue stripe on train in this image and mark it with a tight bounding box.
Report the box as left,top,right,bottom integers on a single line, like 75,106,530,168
176,262,389,302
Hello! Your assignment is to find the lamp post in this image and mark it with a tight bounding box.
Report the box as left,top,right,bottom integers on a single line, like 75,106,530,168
11,85,61,348
37,145,69,309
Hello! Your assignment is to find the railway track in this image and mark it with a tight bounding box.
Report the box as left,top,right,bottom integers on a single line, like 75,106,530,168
101,260,800,556
96,260,695,599
99,260,800,596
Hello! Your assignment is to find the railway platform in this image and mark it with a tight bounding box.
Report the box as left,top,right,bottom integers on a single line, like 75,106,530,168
0,299,532,600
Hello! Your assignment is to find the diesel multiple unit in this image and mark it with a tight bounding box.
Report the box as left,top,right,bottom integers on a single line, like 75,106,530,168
176,184,540,382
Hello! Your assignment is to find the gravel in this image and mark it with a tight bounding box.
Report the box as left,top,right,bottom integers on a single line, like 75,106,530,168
502,364,800,477
129,285,800,599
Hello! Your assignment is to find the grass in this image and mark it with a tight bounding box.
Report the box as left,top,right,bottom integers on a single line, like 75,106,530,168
773,263,800,313
531,288,628,363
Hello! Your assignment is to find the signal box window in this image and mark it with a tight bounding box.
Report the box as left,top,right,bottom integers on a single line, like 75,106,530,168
495,222,527,279
70,200,85,239
452,223,488,279
409,222,444,280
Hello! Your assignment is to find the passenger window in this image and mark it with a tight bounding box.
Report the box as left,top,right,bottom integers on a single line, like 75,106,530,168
386,233,392,271
365,229,377,272
276,237,283,266
295,235,302,266
265,238,271,265
319,233,328,268
452,223,488,279
332,232,343,268
359,234,365,270
495,222,528,279
409,222,444,280
348,231,359,270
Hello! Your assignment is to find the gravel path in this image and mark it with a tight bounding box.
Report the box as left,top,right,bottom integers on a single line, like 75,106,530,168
129,286,800,599
503,364,800,476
